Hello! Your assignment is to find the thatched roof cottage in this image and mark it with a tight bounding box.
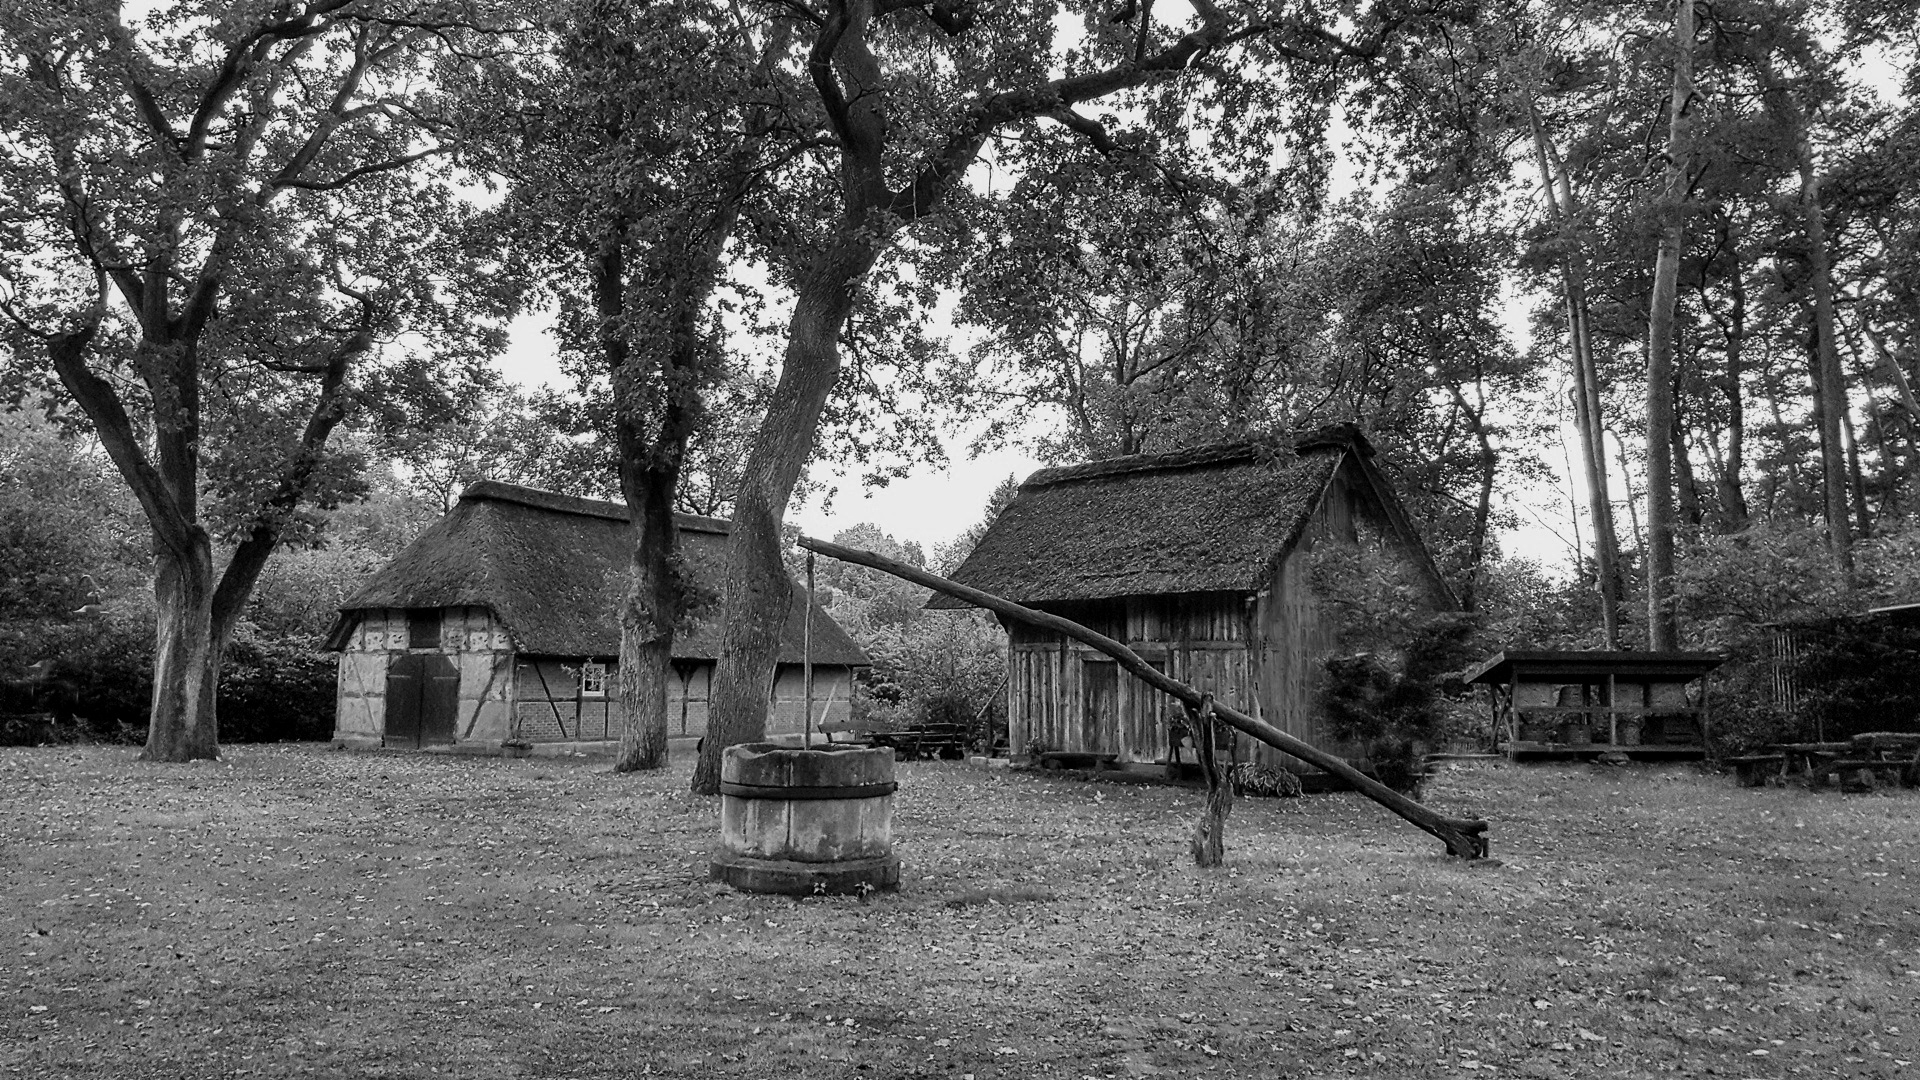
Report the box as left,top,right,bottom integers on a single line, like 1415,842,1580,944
936,426,1453,773
326,481,866,752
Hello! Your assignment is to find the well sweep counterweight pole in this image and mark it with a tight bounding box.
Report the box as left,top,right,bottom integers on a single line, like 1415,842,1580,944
797,535,1488,859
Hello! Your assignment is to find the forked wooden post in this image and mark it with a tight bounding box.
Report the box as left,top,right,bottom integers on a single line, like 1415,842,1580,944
798,535,1490,859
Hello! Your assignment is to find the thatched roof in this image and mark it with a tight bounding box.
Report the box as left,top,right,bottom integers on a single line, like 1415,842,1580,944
932,426,1440,608
325,481,867,665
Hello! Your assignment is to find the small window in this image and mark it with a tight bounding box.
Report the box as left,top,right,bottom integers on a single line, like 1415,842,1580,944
407,609,441,650
580,662,608,697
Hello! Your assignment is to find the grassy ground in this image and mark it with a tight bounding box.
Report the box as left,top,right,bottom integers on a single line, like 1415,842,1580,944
2,745,1915,1080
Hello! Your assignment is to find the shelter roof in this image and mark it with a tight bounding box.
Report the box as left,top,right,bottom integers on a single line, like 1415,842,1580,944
931,425,1441,608
1463,650,1723,686
326,481,867,665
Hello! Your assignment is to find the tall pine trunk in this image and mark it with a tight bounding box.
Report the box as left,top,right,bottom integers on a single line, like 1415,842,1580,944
1715,228,1751,530
693,242,878,794
1799,141,1854,573
1529,104,1625,646
1644,0,1696,652
1445,382,1498,612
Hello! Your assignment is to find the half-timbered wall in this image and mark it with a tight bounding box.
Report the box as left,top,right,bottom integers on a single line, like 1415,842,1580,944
511,659,855,742
770,665,854,734
337,607,859,748
333,606,513,748
513,658,623,741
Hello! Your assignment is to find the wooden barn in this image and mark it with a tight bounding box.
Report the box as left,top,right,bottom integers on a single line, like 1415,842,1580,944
325,481,867,752
934,427,1455,773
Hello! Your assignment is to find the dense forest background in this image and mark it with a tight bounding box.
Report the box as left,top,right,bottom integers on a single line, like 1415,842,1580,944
2,0,1917,754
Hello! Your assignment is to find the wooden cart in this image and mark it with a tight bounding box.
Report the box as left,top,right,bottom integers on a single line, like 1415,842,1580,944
1465,650,1722,761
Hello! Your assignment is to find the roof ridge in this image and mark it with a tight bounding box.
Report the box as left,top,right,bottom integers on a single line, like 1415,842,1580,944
1023,426,1368,489
1023,443,1267,488
459,480,730,533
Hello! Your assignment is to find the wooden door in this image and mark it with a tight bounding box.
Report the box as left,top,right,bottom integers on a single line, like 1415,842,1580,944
419,655,458,745
1081,658,1117,754
385,654,458,748
384,653,423,748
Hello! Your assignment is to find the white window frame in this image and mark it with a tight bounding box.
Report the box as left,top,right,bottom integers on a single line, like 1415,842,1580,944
580,661,608,697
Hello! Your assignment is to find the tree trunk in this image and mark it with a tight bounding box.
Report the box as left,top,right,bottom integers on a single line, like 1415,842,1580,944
1445,383,1497,612
1716,242,1751,530
1841,405,1871,539
1863,326,1920,423
614,451,680,772
1529,103,1625,647
1673,401,1704,528
1614,431,1646,555
1799,142,1854,574
142,537,223,762
693,242,878,794
1644,0,1695,652
1571,280,1628,648
1185,697,1233,868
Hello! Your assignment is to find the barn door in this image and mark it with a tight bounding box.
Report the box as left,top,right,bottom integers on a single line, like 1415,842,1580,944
419,655,458,745
385,654,459,748
385,654,424,748
1081,658,1117,754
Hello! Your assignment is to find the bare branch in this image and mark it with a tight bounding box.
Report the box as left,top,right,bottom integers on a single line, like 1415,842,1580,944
273,146,449,191
886,0,1245,221
210,286,378,630
44,316,199,555
185,1,356,156
1044,107,1126,156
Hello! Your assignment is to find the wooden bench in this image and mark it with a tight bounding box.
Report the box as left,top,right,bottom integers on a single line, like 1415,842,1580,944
1727,753,1786,787
1035,751,1120,771
815,719,869,745
1810,758,1918,791
867,722,971,761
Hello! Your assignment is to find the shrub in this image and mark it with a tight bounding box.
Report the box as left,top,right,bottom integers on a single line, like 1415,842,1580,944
218,632,337,743
1,607,336,746
1308,533,1484,784
0,607,152,745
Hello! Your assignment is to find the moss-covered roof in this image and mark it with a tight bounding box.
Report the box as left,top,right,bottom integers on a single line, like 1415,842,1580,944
932,427,1380,608
327,481,867,665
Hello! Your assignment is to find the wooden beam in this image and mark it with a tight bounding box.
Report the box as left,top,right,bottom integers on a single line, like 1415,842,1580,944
800,536,1489,859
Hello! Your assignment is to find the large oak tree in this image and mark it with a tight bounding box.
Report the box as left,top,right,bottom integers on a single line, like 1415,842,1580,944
688,0,1474,792
0,1,503,760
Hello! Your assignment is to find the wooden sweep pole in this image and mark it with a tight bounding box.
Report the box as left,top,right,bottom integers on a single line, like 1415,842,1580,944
798,535,1489,859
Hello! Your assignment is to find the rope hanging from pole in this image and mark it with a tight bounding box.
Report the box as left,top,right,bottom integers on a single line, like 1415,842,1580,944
804,549,815,749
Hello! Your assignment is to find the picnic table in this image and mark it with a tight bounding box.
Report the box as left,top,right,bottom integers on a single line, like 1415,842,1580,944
1730,732,1920,789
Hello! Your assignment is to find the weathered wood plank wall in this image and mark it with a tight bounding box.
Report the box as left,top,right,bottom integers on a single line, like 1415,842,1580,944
1008,593,1258,764
999,456,1440,773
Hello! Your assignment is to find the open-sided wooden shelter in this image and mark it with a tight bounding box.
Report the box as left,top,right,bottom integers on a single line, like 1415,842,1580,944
1464,650,1721,760
933,426,1454,773
325,481,866,752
